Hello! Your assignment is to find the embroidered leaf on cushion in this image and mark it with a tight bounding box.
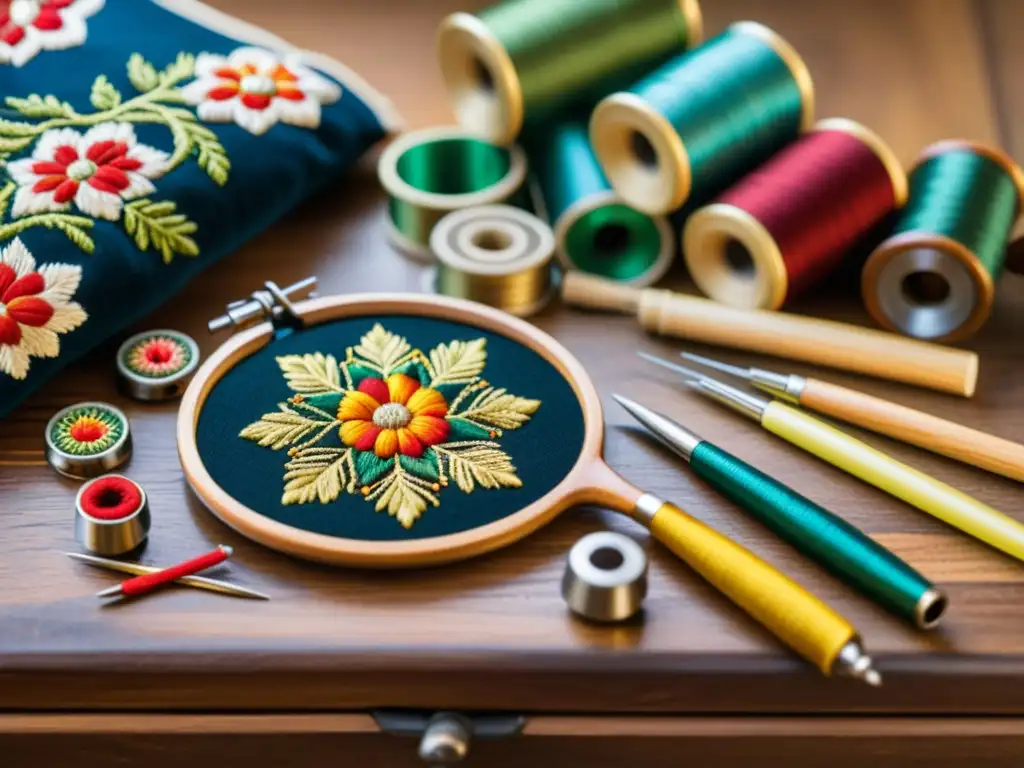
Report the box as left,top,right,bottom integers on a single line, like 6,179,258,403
0,0,104,68
0,237,86,379
240,323,542,529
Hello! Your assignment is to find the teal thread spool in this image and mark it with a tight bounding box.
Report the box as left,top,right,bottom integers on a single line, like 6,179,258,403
437,0,704,145
591,21,814,215
378,127,529,261
863,140,1024,341
526,120,674,286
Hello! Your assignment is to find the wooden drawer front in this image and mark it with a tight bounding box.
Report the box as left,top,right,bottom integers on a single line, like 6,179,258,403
2,714,1023,768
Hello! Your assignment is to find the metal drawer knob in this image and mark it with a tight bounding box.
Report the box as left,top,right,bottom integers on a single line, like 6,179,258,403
418,712,472,764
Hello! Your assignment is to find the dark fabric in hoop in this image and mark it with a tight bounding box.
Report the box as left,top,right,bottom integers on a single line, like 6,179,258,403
195,314,586,542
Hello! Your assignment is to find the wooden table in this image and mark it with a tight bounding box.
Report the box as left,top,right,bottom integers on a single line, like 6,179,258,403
2,1,1024,765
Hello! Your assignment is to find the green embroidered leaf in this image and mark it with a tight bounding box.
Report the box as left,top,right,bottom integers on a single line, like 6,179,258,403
282,448,355,505
0,135,34,156
195,133,230,186
276,353,343,394
343,362,380,389
354,323,411,375
438,443,522,494
127,53,160,92
159,52,196,87
0,182,14,220
240,406,335,451
123,198,199,263
400,449,440,482
0,118,37,137
52,219,96,254
356,450,392,486
428,338,487,387
455,387,540,430
445,417,492,441
90,75,122,110
367,463,438,528
5,94,77,119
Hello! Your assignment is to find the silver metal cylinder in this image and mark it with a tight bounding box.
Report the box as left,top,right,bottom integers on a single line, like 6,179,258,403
74,475,150,556
116,330,200,402
45,402,132,479
561,531,648,622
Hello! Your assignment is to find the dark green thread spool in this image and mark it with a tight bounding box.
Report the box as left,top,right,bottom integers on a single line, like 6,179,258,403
437,0,704,145
690,442,945,630
378,127,529,261
526,120,674,286
863,140,1024,341
591,21,814,215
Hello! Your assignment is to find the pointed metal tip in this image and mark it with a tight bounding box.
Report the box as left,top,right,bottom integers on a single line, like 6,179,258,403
96,585,122,599
612,393,640,412
637,352,705,381
679,352,752,380
864,668,883,688
219,545,234,557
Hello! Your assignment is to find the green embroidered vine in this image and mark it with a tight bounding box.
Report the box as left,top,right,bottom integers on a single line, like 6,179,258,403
0,52,232,262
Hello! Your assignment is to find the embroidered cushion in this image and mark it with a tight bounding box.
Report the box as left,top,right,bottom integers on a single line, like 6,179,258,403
0,0,399,416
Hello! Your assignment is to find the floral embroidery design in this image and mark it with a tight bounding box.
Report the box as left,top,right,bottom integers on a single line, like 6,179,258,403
0,0,103,68
122,331,194,379
241,324,541,528
0,52,231,262
49,403,124,455
7,123,169,221
0,236,85,379
182,47,341,136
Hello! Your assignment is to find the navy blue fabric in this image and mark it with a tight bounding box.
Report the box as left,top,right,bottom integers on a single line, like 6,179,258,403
0,0,388,415
195,314,587,542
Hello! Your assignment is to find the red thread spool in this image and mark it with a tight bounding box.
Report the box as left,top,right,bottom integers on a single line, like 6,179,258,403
683,118,907,310
75,474,151,556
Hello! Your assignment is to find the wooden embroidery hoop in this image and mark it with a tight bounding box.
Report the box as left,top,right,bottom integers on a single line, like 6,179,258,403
177,291,643,568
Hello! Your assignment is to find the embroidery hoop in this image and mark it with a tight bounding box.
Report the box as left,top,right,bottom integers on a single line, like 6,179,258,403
178,291,645,568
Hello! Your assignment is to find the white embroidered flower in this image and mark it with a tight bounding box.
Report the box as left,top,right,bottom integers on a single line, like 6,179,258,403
0,0,104,67
7,122,169,221
181,46,341,136
0,238,86,380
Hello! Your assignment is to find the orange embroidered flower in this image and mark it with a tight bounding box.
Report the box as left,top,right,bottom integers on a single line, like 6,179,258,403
337,374,450,459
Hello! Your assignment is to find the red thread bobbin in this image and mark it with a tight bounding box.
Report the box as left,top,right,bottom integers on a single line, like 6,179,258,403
684,118,907,311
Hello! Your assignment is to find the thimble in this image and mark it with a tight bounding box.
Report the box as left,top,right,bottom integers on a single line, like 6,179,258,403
561,531,648,622
117,330,200,402
75,474,150,556
45,402,132,479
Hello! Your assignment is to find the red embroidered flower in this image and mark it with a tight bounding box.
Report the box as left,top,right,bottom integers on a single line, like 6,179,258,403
0,0,103,67
7,123,168,221
337,374,450,459
79,475,142,521
0,238,86,380
182,47,341,135
127,335,190,377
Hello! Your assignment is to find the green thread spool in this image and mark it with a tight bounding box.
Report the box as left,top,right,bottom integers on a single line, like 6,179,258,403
437,0,704,145
863,140,1024,341
591,21,814,215
526,120,674,286
378,127,529,262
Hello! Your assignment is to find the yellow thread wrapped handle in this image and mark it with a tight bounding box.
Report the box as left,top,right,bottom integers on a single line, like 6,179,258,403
763,402,1024,562
648,500,856,673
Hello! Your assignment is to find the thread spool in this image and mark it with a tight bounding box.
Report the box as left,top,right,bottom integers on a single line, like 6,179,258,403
75,475,151,556
526,120,674,287
862,141,1024,341
437,0,704,145
378,127,528,262
561,531,648,622
117,329,200,402
683,119,906,310
591,21,814,216
430,205,555,317
45,402,132,479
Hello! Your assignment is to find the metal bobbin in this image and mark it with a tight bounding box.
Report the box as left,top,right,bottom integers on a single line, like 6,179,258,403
561,531,648,622
75,474,151,556
117,330,200,402
45,402,132,479
430,205,556,317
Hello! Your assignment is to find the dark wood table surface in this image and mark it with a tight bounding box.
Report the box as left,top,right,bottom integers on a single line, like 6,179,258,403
1,0,1023,715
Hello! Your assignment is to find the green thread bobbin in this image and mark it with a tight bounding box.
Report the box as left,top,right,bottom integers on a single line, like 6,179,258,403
863,140,1024,341
526,120,674,287
378,127,529,262
591,21,815,216
437,0,704,145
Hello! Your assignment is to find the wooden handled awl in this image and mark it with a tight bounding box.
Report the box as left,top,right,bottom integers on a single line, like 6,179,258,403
561,272,978,397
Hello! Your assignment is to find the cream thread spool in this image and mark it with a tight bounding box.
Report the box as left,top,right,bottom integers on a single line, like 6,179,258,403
378,127,528,262
430,205,556,317
562,531,648,622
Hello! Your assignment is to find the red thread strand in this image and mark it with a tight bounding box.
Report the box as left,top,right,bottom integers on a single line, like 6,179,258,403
717,128,897,300
79,476,142,521
117,546,232,598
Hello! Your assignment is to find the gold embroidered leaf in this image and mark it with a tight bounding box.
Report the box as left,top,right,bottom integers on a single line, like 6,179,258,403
438,444,522,494
354,323,410,375
368,463,438,528
281,449,355,505
127,53,159,93
90,75,122,111
454,387,540,429
276,353,343,394
239,406,335,450
428,338,487,387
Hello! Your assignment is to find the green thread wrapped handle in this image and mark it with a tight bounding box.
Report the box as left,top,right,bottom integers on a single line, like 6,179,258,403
690,441,941,628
